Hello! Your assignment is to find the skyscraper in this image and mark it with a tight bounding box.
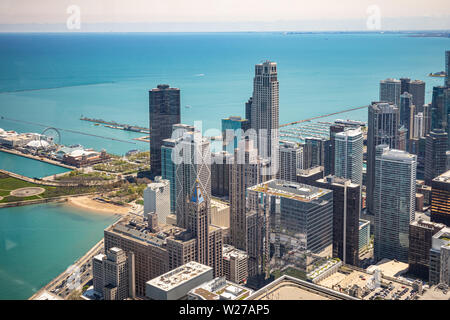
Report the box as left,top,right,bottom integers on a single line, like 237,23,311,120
143,176,171,225
278,141,303,182
304,137,326,169
408,219,446,280
245,97,253,128
324,124,345,176
161,138,177,213
413,112,424,139
380,78,401,107
250,61,279,162
149,84,180,177
446,50,450,87
222,116,250,154
424,129,448,186
334,127,363,185
230,139,267,251
409,80,426,113
431,86,447,131
211,151,232,197
374,145,417,263
314,176,361,266
430,170,450,227
92,247,135,300
399,92,415,141
366,102,400,215
400,78,411,94
175,130,212,230
247,180,334,270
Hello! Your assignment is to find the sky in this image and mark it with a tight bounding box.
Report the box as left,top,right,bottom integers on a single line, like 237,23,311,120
1,0,450,32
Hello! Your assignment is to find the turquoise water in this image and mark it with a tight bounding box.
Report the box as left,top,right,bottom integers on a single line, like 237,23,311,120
0,203,119,300
0,33,448,156
0,151,71,178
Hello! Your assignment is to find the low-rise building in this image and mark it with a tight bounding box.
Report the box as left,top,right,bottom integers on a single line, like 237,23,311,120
188,276,252,300
429,227,450,285
145,261,213,300
222,244,248,285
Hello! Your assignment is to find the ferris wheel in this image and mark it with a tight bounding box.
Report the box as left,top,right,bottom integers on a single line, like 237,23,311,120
40,127,61,146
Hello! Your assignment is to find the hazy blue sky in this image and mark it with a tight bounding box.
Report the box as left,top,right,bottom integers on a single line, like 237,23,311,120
1,0,450,31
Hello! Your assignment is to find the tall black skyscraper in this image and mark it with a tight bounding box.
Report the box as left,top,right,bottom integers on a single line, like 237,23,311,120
424,129,448,186
149,84,180,176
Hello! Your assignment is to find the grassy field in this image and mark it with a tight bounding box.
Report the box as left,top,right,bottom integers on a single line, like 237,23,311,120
0,173,119,204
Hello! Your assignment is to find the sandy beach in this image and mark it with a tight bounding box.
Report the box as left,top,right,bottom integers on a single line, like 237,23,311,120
66,195,130,215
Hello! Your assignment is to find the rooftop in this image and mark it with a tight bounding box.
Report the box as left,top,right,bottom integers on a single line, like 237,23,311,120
189,277,251,300
146,261,212,292
249,179,331,203
433,170,450,183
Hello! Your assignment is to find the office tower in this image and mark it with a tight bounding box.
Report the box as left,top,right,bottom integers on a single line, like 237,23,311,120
143,176,171,225
145,261,214,300
248,180,334,269
359,220,371,255
409,80,426,113
222,244,248,285
250,61,279,160
424,129,448,185
229,139,268,251
374,145,417,263
222,116,250,154
334,127,363,185
431,170,450,226
175,130,212,229
161,139,177,213
429,227,450,285
380,78,401,107
408,219,446,280
92,247,135,300
314,176,361,266
399,92,415,140
297,166,324,185
304,137,326,169
324,124,345,176
423,103,432,136
446,50,450,87
431,86,447,131
188,182,208,264
278,141,303,182
413,113,424,139
398,126,408,151
366,102,400,215
400,78,411,94
447,151,450,170
211,151,232,198
149,84,181,177
245,97,253,126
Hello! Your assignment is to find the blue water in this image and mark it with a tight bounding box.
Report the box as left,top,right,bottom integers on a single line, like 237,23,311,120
0,203,119,300
0,32,448,300
0,151,71,178
0,33,448,156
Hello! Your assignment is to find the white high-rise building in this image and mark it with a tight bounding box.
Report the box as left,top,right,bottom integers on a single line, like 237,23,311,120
380,78,401,107
174,130,212,229
278,141,303,182
144,176,171,225
334,127,363,185
374,145,417,263
413,112,425,138
251,61,279,164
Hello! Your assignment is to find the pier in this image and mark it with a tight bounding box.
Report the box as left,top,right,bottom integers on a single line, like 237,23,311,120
0,116,137,144
80,116,150,134
280,105,369,128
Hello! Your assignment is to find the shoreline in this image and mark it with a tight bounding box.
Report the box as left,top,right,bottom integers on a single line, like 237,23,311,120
0,147,76,170
65,195,130,215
